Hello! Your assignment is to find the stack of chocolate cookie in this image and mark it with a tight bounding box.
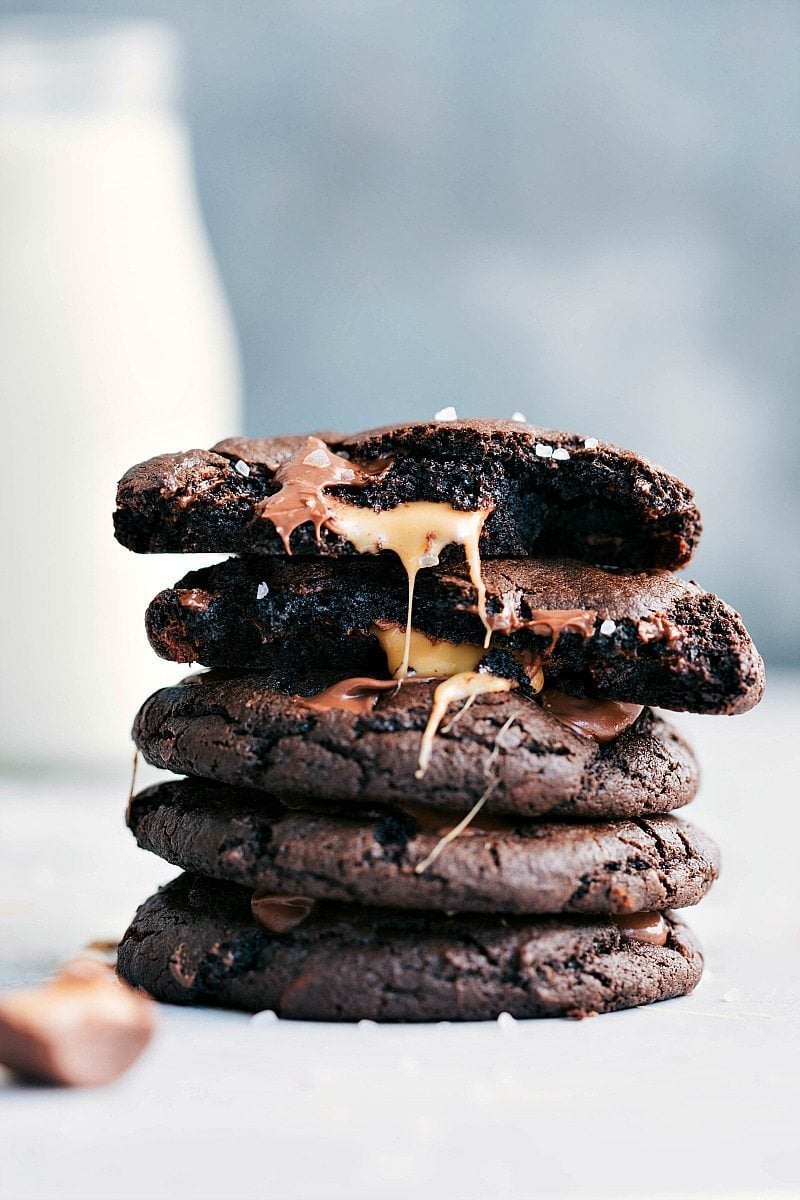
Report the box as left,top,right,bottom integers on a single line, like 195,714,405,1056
114,419,763,1021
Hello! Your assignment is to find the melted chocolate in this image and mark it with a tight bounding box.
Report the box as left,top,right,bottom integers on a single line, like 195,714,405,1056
251,893,316,934
254,436,387,553
611,912,669,946
296,676,400,716
539,689,643,743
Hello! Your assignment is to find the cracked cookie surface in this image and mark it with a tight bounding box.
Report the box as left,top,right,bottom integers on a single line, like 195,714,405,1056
132,668,699,819
128,779,719,914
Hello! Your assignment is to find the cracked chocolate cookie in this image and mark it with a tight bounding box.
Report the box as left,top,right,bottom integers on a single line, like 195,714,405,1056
116,873,704,1020
146,555,764,714
114,419,701,570
128,778,719,914
132,669,699,819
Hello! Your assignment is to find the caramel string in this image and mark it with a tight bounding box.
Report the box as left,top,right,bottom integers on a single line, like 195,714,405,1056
414,716,517,875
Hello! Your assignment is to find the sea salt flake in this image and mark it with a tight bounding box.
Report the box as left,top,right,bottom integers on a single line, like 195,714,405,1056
250,1008,278,1024
497,1011,517,1031
234,459,250,477
599,619,617,636
535,443,553,458
434,406,458,421
723,987,741,1003
511,411,527,422
552,447,570,461
303,447,331,469
583,437,599,450
256,582,269,600
419,552,440,568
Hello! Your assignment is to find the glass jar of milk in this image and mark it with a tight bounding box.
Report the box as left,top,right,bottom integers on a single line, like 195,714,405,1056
0,20,241,767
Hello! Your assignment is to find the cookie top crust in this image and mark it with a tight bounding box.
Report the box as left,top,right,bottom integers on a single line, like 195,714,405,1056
146,554,764,714
114,419,701,570
128,778,720,915
132,668,699,819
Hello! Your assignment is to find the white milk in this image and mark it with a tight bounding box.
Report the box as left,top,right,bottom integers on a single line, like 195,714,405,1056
0,22,241,766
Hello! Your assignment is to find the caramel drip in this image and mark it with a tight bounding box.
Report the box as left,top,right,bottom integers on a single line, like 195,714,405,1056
330,501,493,674
253,436,386,553
371,622,484,679
253,435,494,677
296,676,400,716
251,893,315,934
611,912,668,947
415,671,515,778
540,689,644,743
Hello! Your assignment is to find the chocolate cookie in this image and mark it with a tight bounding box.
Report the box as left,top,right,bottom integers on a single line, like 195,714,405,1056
116,873,704,1020
114,420,701,570
147,555,764,714
132,670,699,819
128,779,719,914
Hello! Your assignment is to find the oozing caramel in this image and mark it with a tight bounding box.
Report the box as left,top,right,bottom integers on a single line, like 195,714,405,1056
252,435,494,679
372,622,484,679
332,502,492,674
415,671,517,779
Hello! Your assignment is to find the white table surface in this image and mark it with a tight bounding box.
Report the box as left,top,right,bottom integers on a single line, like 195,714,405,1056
1,674,798,1200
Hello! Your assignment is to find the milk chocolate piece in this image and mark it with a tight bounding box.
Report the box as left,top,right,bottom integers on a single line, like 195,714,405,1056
0,958,157,1086
145,554,764,715
115,419,702,570
251,893,316,933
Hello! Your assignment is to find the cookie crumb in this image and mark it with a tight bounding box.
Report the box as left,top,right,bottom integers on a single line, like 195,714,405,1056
234,459,250,477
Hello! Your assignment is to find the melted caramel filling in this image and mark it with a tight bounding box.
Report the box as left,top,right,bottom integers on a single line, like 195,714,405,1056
372,622,484,679
331,501,492,674
415,671,516,779
253,437,494,679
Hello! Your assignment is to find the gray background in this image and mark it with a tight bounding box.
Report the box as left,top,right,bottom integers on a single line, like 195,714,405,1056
6,0,799,663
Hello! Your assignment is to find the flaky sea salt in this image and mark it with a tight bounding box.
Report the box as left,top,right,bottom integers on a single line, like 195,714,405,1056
434,406,458,421
535,443,553,458
723,987,741,1003
419,552,440,568
511,411,527,422
583,437,599,450
256,582,269,600
599,619,617,636
234,459,250,477
303,446,331,468
497,1011,517,1031
552,447,570,461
